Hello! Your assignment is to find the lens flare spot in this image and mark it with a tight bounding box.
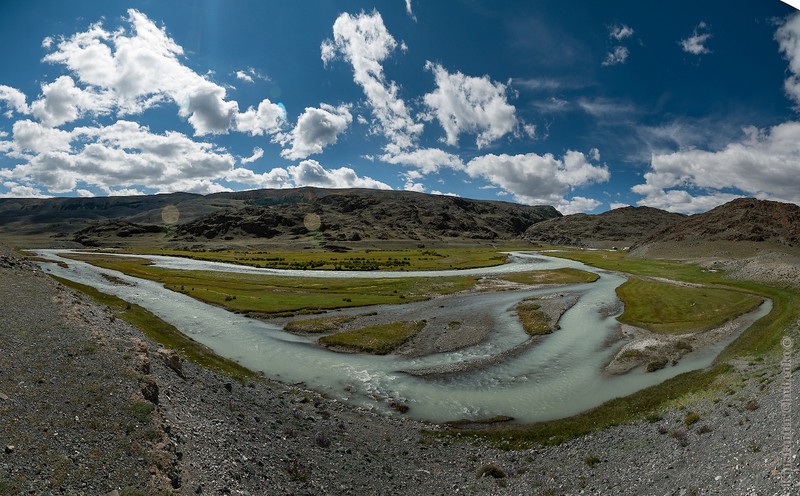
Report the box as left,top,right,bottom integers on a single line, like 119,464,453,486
162,205,180,225
304,212,321,231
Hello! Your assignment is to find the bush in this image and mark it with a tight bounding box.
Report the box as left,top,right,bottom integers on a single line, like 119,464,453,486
646,357,669,372
684,412,701,426
584,455,601,467
744,399,760,411
476,463,506,479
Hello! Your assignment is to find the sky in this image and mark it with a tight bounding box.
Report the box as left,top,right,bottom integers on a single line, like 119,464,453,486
0,1,799,214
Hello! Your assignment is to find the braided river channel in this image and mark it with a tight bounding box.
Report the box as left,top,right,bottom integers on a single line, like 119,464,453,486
34,250,770,424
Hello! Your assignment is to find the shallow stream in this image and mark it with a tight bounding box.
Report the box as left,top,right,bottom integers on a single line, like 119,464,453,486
34,250,771,423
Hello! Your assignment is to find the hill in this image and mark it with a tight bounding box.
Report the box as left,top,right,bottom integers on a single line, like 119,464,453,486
0,187,561,248
523,206,685,248
630,198,800,259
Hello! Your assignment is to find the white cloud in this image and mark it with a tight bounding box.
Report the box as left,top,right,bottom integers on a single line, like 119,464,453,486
37,9,282,137
235,71,254,83
287,159,392,189
76,188,95,197
632,121,800,213
321,11,422,152
680,22,712,55
776,12,800,107
31,76,113,127
0,182,49,198
423,62,520,148
405,0,416,21
610,24,634,41
379,147,463,174
557,196,602,215
240,147,264,164
279,103,352,160
2,119,237,195
577,97,635,117
465,150,609,211
234,99,286,136
610,202,631,210
602,46,629,66
0,85,30,116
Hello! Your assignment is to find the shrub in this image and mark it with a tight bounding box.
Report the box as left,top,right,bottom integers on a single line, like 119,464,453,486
646,357,669,372
476,463,506,479
584,455,601,467
744,399,760,411
684,412,701,426
696,424,712,434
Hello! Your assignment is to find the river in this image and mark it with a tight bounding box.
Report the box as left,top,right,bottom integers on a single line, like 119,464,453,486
33,249,771,423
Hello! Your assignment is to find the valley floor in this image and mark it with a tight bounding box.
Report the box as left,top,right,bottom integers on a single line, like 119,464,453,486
1,245,798,495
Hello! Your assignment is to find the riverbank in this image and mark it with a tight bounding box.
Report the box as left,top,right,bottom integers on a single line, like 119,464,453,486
1,246,798,494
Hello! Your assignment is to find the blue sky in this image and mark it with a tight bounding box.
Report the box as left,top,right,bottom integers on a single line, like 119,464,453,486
0,1,799,214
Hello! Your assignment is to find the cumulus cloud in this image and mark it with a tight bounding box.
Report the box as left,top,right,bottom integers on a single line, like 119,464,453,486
602,46,629,66
279,103,352,160
609,24,634,41
38,9,282,136
423,62,521,148
31,76,113,127
464,150,609,212
633,122,800,213
0,182,49,198
287,159,391,189
321,11,422,152
379,147,464,174
234,99,286,136
680,22,712,55
235,71,254,83
776,12,800,107
0,85,30,116
2,119,236,194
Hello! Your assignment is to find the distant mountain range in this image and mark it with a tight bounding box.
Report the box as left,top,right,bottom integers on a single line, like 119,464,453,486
2,189,798,257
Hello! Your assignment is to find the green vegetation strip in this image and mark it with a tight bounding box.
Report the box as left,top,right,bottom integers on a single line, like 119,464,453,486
318,321,426,354
63,253,479,316
122,246,517,271
500,267,599,285
616,277,764,334
50,275,259,383
515,302,554,335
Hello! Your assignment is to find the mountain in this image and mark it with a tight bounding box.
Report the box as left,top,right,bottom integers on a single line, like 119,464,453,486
1,187,561,248
630,198,800,258
522,206,685,248
166,189,561,246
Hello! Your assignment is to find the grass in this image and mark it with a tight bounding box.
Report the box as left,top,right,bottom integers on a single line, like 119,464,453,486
515,301,555,335
284,315,359,333
64,254,480,316
120,246,518,271
499,267,599,285
50,275,260,383
616,277,764,334
318,321,426,354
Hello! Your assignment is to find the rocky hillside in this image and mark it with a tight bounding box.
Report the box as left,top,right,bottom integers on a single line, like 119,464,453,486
173,190,560,244
64,188,561,247
630,198,800,258
523,206,685,248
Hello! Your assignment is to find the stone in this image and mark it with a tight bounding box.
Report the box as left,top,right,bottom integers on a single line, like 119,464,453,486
156,348,184,378
141,378,159,404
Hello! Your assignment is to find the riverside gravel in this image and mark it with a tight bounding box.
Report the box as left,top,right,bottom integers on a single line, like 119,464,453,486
1,246,799,495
